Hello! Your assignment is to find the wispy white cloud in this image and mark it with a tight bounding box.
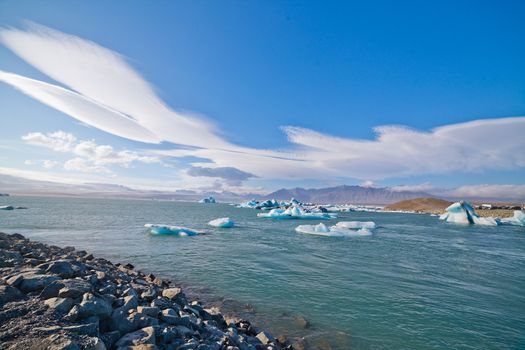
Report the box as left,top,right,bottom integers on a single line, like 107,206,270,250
390,182,434,193
187,166,256,186
64,157,110,173
22,130,159,173
24,159,60,169
440,184,525,201
22,130,76,152
1,23,525,185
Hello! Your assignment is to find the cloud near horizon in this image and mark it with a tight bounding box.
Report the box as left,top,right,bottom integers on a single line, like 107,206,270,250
187,166,256,186
22,130,159,173
1,23,525,185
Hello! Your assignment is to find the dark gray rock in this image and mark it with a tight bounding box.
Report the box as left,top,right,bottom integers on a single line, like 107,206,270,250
114,326,156,347
44,297,74,314
136,306,159,318
44,260,76,278
0,284,25,305
79,293,112,318
101,330,121,348
18,273,61,293
58,279,92,299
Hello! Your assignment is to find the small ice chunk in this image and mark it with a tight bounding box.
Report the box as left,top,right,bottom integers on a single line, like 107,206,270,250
199,196,216,203
334,221,376,230
208,217,235,228
145,224,198,236
295,223,372,237
501,210,525,226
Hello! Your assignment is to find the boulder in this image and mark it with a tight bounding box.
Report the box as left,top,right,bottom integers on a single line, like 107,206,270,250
79,293,112,318
0,284,25,305
294,315,310,329
256,331,275,344
44,297,74,314
136,306,159,318
101,330,121,348
18,273,61,293
45,260,76,278
115,326,156,347
40,280,65,299
162,287,182,300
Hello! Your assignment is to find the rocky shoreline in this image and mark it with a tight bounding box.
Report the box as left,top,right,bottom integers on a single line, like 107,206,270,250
0,232,290,350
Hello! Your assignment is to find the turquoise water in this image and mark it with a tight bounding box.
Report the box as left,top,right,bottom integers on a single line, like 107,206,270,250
1,196,524,349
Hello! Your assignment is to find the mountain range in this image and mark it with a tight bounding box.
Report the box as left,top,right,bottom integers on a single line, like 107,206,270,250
263,185,432,205
2,173,520,204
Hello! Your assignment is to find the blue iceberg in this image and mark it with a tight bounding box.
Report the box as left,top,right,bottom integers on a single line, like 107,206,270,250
199,196,216,203
208,217,235,228
501,210,525,226
145,224,199,236
439,201,499,226
257,205,337,220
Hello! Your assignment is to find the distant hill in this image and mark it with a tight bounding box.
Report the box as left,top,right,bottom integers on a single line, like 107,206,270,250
385,197,452,213
0,174,256,202
263,185,433,205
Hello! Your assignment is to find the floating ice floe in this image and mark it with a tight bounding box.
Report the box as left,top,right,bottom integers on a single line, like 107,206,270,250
295,222,373,237
199,196,216,204
145,224,199,236
501,210,525,226
208,217,235,228
257,205,337,220
334,221,376,230
439,201,499,226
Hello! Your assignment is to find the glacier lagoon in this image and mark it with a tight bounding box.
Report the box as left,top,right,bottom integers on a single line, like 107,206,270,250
1,196,524,349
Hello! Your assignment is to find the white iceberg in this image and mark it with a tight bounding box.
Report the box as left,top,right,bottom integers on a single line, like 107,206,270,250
439,201,499,226
334,221,376,230
199,196,216,203
145,224,199,236
257,205,337,220
295,222,372,237
501,210,525,226
237,199,259,208
208,217,235,228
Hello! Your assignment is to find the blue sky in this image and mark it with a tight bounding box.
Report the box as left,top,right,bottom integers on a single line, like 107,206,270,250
0,0,524,197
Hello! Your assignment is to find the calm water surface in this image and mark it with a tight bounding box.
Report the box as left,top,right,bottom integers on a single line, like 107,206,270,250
1,196,524,349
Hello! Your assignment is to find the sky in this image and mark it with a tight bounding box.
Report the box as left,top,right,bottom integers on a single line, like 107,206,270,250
0,0,524,198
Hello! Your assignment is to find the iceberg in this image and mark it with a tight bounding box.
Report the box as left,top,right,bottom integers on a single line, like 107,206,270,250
501,210,525,226
439,201,499,226
334,221,376,230
199,196,216,204
257,205,337,220
237,199,259,208
208,217,235,228
295,222,372,237
144,224,199,236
